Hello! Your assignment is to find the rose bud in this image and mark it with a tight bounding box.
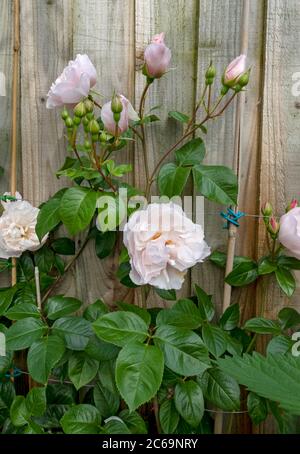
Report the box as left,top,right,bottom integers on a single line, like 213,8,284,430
267,216,280,238
261,202,273,217
46,54,97,109
101,95,139,135
279,207,300,259
223,54,246,87
144,32,172,79
286,199,298,212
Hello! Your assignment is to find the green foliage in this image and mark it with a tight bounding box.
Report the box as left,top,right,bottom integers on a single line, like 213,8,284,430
60,187,99,235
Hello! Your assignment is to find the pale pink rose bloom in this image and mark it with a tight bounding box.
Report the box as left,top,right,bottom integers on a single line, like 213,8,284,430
0,192,48,259
46,54,97,108
144,32,172,79
224,54,246,86
101,95,139,135
279,207,300,259
123,202,211,290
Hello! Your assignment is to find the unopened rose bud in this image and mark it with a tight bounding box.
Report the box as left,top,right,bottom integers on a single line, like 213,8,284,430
73,116,81,126
238,69,251,88
86,112,94,121
84,99,94,113
74,101,86,118
267,216,280,238
82,116,89,127
144,32,171,79
61,108,69,120
113,112,121,123
111,93,123,114
65,117,73,128
223,54,246,87
100,131,107,143
205,64,216,80
286,199,298,212
206,77,214,86
261,202,273,217
84,140,91,150
89,119,100,134
91,133,99,142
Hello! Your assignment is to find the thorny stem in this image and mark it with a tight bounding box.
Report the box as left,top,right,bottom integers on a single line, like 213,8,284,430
92,143,117,192
139,81,152,188
145,92,237,199
41,232,91,304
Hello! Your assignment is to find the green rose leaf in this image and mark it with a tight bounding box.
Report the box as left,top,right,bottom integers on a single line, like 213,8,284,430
168,110,189,123
219,303,240,331
195,284,215,321
10,396,31,427
118,409,148,434
68,352,99,390
60,187,98,235
247,392,268,425
95,230,117,259
6,318,47,351
116,301,151,326
83,299,108,322
277,255,300,270
0,285,19,317
154,325,210,376
154,288,177,301
202,324,227,357
36,188,67,241
60,404,101,434
51,238,75,255
27,335,66,384
225,261,258,287
158,163,190,198
199,367,240,411
244,317,281,335
93,382,120,419
278,307,300,330
175,138,206,166
159,399,179,434
45,295,82,320
258,257,277,275
174,380,204,428
93,312,149,347
266,335,294,355
156,299,202,329
116,343,164,412
275,267,296,297
52,316,93,350
5,302,40,320
193,164,238,205
26,387,46,417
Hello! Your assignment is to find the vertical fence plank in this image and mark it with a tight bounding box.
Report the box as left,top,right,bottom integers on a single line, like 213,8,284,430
135,0,199,306
20,0,76,297
72,0,135,306
192,0,265,321
0,0,15,288
256,0,300,434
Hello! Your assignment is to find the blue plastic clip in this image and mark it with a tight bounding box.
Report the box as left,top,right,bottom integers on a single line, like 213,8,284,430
4,367,23,379
220,208,245,229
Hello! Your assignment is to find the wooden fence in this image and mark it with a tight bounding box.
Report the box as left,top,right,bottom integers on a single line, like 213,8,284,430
1,0,300,433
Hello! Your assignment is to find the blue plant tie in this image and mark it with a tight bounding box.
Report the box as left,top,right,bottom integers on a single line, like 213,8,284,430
4,367,23,379
220,207,245,229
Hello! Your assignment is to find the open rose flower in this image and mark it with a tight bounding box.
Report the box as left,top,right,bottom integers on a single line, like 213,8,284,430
223,54,246,86
101,95,139,135
279,207,300,259
123,202,210,290
144,32,172,79
0,193,47,259
46,54,97,108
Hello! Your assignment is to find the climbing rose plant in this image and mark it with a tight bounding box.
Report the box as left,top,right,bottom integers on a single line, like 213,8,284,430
0,33,300,436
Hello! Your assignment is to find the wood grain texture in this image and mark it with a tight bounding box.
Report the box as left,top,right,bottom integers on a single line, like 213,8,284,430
72,0,135,307
20,0,76,297
135,0,199,307
255,0,300,434
192,0,265,323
